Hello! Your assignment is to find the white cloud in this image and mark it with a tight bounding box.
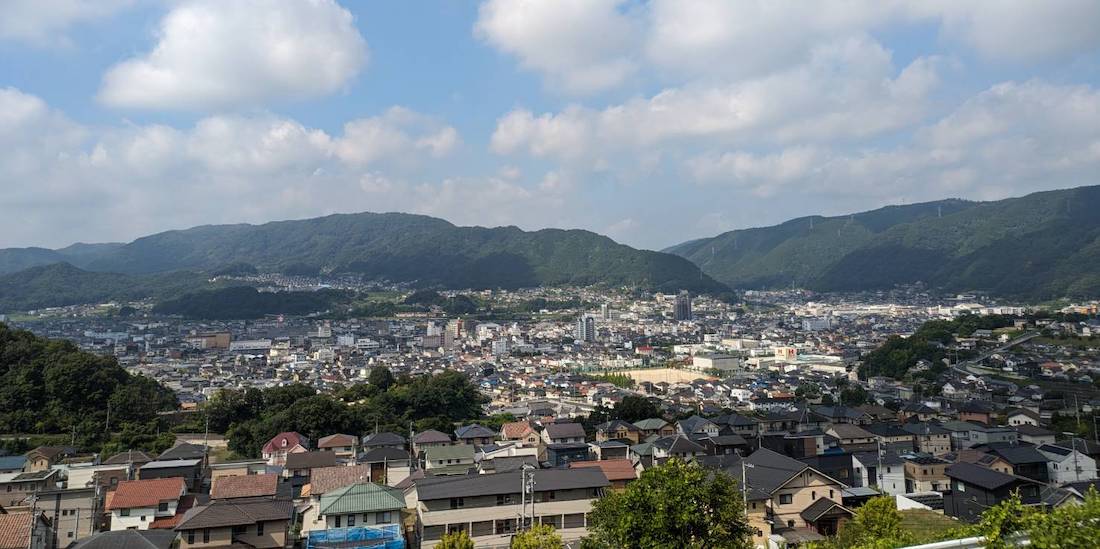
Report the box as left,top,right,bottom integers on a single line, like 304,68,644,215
0,88,476,248
689,80,1100,202
492,37,944,163
0,0,132,44
475,0,640,93
98,0,368,110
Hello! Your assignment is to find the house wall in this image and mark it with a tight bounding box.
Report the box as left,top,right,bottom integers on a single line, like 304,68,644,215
0,478,49,509
179,521,289,548
324,511,400,529
40,490,96,545
768,469,844,530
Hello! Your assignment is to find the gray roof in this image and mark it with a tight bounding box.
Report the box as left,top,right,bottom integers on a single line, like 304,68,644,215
71,530,176,549
362,432,407,447
632,418,669,430
989,445,1049,465
361,447,411,463
140,459,201,470
544,422,586,439
285,451,339,470
426,444,474,461
416,468,608,500
412,430,452,444
946,462,1037,491
455,424,496,439
176,499,293,530
157,442,206,461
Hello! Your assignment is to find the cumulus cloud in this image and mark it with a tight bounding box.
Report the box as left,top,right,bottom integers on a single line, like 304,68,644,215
492,37,944,164
476,0,1100,93
98,0,368,110
0,0,132,44
474,0,641,93
0,88,478,248
689,80,1100,202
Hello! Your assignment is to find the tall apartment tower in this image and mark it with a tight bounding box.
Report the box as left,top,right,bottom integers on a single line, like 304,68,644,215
574,316,596,342
600,303,611,321
674,290,693,321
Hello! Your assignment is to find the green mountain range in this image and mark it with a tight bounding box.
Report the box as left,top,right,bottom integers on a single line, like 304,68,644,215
0,213,724,311
666,185,1100,300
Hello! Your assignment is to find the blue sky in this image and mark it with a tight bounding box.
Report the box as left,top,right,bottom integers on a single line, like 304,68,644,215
1,1,1099,251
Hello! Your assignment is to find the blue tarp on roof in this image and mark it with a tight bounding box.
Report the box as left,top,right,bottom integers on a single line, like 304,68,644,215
306,524,405,549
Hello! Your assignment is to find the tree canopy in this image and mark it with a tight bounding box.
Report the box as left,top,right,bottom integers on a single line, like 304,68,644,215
511,524,562,549
586,458,752,549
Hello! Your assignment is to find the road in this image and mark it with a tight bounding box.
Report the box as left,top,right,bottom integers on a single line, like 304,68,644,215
950,332,1041,377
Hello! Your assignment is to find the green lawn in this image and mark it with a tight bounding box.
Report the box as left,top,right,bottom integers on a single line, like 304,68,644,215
900,510,961,543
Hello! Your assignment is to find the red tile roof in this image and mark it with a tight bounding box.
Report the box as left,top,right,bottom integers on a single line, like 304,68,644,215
263,432,308,455
570,459,637,482
107,477,186,510
149,495,196,529
210,474,279,500
501,421,535,439
306,464,372,496
0,513,32,549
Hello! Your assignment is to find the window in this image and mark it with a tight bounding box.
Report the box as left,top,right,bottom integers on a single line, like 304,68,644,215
67,532,73,538
140,516,146,522
257,522,265,536
187,531,195,544
335,516,341,528
496,494,513,506
232,525,246,537
787,520,795,528
203,529,211,543
779,494,793,505
829,489,834,499
811,491,816,500
158,502,169,512
378,511,392,523
348,515,356,527
120,509,130,517
449,497,465,509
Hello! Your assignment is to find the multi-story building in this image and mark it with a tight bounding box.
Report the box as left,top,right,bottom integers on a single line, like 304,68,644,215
412,468,608,548
573,316,595,343
106,477,188,531
674,291,692,321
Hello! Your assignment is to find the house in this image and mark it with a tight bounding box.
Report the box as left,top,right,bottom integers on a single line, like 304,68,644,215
903,456,950,493
1038,443,1098,484
649,435,707,464
158,442,207,461
209,459,268,482
632,418,676,439
500,421,541,447
852,451,905,495
454,425,495,447
594,420,641,444
70,530,176,549
898,403,937,423
983,444,1051,483
210,473,280,500
545,443,592,467
956,401,996,425
0,456,27,475
942,449,1014,476
411,430,453,459
944,462,1043,521
1015,424,1057,446
284,451,339,478
810,406,871,425
0,470,61,510
677,415,719,438
23,447,71,472
261,432,309,466
316,482,405,530
698,434,750,456
424,445,475,475
106,477,189,531
902,423,951,455
360,448,413,486
941,421,1018,450
138,459,203,491
0,512,52,549
863,423,916,453
569,459,637,490
299,464,375,535
542,423,586,445
411,468,608,548
175,499,293,549
714,414,761,438
591,440,630,461
35,487,96,546
699,449,852,542
825,424,878,453
361,432,407,451
317,434,358,460
1006,408,1041,427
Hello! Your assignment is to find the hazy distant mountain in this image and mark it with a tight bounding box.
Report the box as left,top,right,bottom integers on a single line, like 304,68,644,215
0,242,123,274
0,213,725,302
667,185,1100,300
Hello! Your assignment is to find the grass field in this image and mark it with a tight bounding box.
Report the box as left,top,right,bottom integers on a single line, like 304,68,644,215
900,509,961,543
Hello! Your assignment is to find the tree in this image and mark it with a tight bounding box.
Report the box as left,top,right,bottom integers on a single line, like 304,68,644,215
587,458,752,548
840,385,868,407
614,395,660,423
369,366,396,392
816,496,911,549
511,524,562,549
436,531,474,549
796,382,822,400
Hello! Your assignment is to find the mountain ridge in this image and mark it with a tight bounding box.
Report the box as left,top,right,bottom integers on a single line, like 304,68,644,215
667,185,1100,299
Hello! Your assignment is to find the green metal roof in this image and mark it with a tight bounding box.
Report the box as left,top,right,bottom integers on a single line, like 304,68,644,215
318,483,405,516
424,444,474,461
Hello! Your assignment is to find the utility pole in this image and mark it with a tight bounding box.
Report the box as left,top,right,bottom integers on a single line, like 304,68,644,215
741,459,755,508
1064,432,1081,483
876,438,885,491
